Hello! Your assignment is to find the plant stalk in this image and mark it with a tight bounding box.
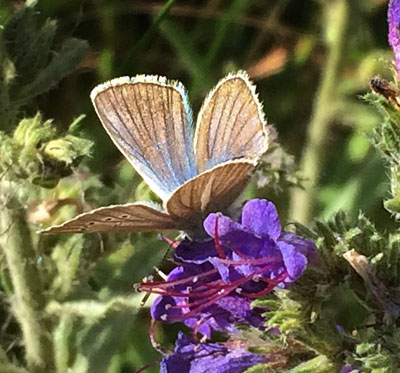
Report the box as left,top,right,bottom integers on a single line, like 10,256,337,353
289,0,349,224
0,199,53,372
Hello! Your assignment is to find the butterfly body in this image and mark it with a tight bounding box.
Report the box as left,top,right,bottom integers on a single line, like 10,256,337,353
42,71,268,234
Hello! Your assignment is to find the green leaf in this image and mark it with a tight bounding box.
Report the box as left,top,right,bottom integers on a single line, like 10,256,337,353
16,38,89,103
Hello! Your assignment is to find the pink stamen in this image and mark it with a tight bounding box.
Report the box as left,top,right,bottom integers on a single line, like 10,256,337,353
160,234,180,249
216,255,279,266
214,216,226,259
193,316,212,339
241,271,288,298
142,261,284,321
168,282,239,320
229,244,247,259
143,229,293,324
145,258,280,306
168,265,279,321
149,319,161,352
139,268,218,290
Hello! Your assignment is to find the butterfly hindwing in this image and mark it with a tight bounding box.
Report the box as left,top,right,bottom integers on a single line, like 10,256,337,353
41,202,181,233
166,160,255,220
194,71,268,173
91,76,197,202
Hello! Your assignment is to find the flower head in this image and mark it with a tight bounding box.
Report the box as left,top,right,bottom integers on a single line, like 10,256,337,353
160,332,268,373
389,0,400,76
140,199,316,337
339,365,360,373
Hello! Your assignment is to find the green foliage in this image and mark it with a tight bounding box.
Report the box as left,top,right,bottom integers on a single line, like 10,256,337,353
251,209,400,371
0,3,89,128
0,113,92,188
248,69,400,371
364,89,400,222
364,92,400,165
0,3,133,372
286,356,337,373
256,140,303,192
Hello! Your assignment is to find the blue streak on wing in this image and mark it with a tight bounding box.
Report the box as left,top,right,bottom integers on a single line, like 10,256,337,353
91,76,197,201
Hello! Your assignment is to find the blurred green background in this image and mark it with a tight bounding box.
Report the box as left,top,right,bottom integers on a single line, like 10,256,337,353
0,0,396,372
4,0,393,223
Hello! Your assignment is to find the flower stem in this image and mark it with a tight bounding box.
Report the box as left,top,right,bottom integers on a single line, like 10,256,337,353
289,0,349,224
0,199,53,372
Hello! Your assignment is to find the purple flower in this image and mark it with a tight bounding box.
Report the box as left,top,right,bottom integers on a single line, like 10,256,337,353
140,199,316,337
339,365,360,373
389,0,400,76
160,332,268,373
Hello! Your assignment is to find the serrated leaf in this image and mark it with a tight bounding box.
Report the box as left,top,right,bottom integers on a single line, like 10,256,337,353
16,38,89,103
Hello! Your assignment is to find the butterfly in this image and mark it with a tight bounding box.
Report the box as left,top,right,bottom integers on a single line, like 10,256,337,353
41,71,269,235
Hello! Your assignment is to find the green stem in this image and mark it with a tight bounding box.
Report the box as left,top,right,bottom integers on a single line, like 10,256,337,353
289,0,349,224
203,0,247,69
159,19,209,92
0,199,53,372
93,0,116,80
117,0,177,75
54,315,74,373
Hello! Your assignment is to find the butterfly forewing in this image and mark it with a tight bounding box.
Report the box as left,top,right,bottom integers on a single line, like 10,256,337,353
91,76,197,202
41,202,181,233
194,71,268,173
166,160,255,220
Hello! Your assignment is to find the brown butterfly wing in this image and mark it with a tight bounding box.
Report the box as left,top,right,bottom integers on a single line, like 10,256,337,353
91,76,197,202
41,202,181,234
194,71,268,173
165,160,255,221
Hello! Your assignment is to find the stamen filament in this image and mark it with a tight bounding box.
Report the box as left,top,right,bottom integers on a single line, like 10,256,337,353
214,216,227,259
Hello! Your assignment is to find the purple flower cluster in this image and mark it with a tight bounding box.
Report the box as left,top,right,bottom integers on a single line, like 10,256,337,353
140,199,316,372
389,0,400,76
160,332,268,373
339,365,360,373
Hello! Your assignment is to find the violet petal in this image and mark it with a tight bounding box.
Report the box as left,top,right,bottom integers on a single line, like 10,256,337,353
278,241,308,281
389,0,400,76
160,332,268,373
241,199,281,240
